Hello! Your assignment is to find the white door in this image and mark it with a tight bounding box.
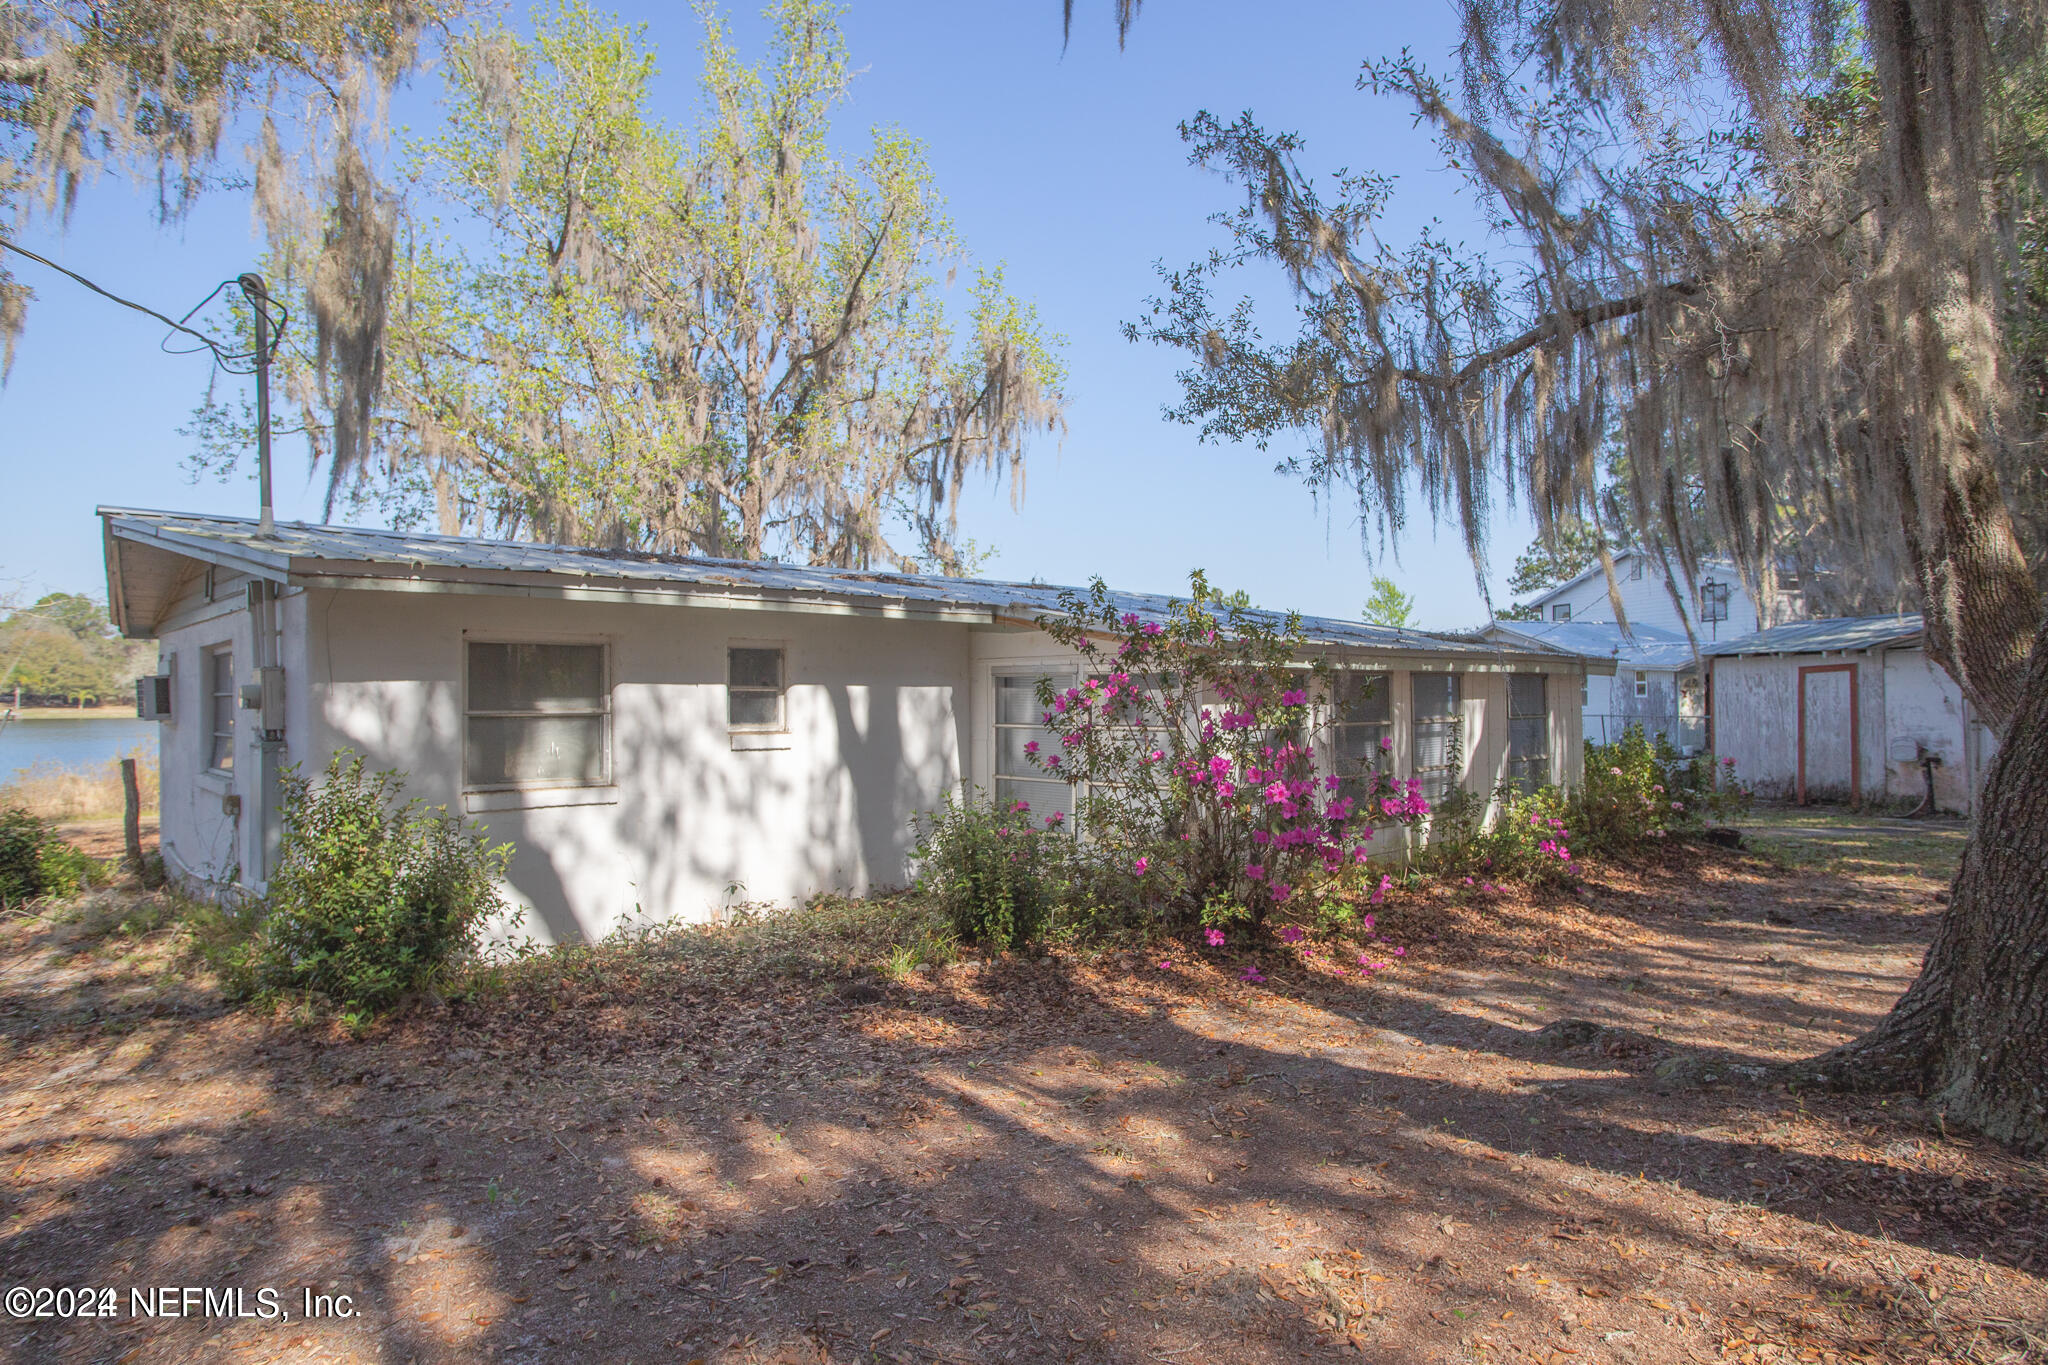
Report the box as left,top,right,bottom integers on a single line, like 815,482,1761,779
1800,667,1855,801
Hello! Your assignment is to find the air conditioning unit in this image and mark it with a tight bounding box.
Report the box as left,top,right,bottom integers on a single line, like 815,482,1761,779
137,674,173,721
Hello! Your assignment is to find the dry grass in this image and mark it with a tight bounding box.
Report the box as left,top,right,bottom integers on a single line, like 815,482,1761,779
0,748,159,821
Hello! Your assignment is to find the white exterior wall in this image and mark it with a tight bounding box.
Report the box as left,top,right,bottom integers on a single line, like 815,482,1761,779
146,574,306,892
299,589,971,944
1537,553,1785,642
1710,649,1887,805
1880,649,1992,812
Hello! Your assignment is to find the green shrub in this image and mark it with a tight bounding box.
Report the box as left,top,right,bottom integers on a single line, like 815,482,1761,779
1568,726,1752,854
0,806,103,907
911,792,1062,950
237,753,512,1011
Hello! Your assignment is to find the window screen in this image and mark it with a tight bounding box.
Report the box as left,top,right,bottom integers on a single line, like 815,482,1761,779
994,671,1074,826
465,642,609,788
207,646,235,772
1411,672,1462,801
1507,674,1548,793
1331,671,1391,803
728,647,785,730
1550,603,1571,622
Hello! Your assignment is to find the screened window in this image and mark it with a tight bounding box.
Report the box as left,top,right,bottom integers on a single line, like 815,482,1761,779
728,647,785,731
1700,581,1730,624
465,642,609,789
206,646,235,772
994,671,1075,826
1634,671,1649,699
1507,674,1549,793
1629,557,1644,581
1330,671,1391,804
1411,672,1462,802
1550,603,1571,622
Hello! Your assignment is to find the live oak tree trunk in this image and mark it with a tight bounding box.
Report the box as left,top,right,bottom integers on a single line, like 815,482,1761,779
1804,606,2048,1152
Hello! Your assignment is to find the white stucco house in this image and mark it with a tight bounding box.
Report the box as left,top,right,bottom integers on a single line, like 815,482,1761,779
1487,548,1811,754
1704,614,1998,814
105,507,1604,943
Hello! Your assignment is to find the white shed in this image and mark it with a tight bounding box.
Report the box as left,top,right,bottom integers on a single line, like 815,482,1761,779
1705,615,1997,814
104,507,1601,943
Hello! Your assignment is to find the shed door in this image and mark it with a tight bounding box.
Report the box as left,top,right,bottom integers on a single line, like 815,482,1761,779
1799,666,1856,802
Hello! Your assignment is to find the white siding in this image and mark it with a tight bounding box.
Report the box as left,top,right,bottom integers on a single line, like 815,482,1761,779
298,589,971,944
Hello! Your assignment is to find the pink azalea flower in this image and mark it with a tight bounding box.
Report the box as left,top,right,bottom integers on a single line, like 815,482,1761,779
1244,863,1266,881
1133,856,1150,876
1157,959,1173,970
1392,946,1406,957
1280,689,1307,707
1361,913,1375,932
1239,965,1266,984
1142,622,1163,636
1205,928,1226,947
1023,740,1039,756
1378,735,1393,751
1279,925,1306,944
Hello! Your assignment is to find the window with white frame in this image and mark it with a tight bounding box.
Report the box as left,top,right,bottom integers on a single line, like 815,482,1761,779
1411,672,1462,801
1634,671,1649,699
206,645,235,772
1330,670,1391,803
1507,674,1549,793
465,642,610,789
1550,603,1571,622
727,646,786,732
994,670,1075,825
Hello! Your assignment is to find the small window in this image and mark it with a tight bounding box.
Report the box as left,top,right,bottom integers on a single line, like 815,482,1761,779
465,642,610,788
1550,603,1571,622
728,647,786,731
1331,671,1391,803
1634,671,1649,700
994,671,1074,826
1628,557,1644,581
1507,674,1548,793
1700,581,1730,624
206,645,235,772
1411,672,1462,802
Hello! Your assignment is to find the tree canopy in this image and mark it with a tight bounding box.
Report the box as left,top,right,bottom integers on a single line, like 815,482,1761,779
0,593,150,703
186,0,1063,573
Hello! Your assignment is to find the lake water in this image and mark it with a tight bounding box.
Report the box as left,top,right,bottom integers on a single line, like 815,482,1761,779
0,716,158,777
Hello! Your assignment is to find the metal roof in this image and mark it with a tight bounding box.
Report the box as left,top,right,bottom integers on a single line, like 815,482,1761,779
102,507,1562,661
1483,618,1701,671
1704,614,1924,657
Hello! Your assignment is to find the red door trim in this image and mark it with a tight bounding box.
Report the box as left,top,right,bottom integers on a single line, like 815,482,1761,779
1796,663,1859,806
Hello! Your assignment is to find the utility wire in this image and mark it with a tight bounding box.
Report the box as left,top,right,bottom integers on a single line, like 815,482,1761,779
0,237,287,374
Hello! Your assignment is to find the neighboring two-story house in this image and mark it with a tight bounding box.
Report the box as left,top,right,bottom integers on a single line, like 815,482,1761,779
1482,550,1805,753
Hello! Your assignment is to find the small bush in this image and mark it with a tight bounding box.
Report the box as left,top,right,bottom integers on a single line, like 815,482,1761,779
237,753,512,1012
1569,726,1752,853
0,806,104,907
911,792,1063,950
1428,784,1578,886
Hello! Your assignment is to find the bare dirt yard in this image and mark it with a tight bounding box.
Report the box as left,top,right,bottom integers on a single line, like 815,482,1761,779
1,813,2042,1364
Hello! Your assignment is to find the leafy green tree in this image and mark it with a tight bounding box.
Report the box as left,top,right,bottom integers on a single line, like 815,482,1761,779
203,0,1064,573
1359,576,1413,627
0,594,148,703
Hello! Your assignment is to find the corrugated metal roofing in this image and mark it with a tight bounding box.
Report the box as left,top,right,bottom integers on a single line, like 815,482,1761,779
1484,618,1701,671
1704,614,1923,656
102,507,1546,659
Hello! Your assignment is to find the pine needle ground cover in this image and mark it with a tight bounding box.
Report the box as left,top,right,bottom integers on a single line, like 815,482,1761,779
0,817,2040,1365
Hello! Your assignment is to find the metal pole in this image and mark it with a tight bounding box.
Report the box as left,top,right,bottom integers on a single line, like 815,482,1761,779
238,273,275,538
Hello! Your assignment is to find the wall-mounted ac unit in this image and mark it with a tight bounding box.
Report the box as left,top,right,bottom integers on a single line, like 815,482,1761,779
136,674,173,721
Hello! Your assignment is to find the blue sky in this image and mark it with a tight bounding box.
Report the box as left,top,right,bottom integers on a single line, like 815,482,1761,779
0,0,1540,626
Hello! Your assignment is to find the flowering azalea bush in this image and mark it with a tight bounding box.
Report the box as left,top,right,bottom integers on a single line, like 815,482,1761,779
1023,574,1422,930
911,792,1064,950
1429,784,1579,886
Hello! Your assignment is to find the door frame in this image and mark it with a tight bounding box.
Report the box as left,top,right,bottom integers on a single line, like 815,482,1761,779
1796,662,1859,806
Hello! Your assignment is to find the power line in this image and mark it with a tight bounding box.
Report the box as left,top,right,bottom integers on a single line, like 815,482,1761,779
0,237,287,374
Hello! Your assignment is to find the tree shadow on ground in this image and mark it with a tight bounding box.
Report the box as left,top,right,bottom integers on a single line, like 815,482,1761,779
0,849,2040,1365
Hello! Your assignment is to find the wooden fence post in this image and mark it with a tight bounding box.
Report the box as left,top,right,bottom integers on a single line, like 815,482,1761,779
120,758,143,874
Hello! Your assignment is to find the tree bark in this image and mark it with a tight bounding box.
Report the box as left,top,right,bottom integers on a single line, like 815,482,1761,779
1801,603,2048,1152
